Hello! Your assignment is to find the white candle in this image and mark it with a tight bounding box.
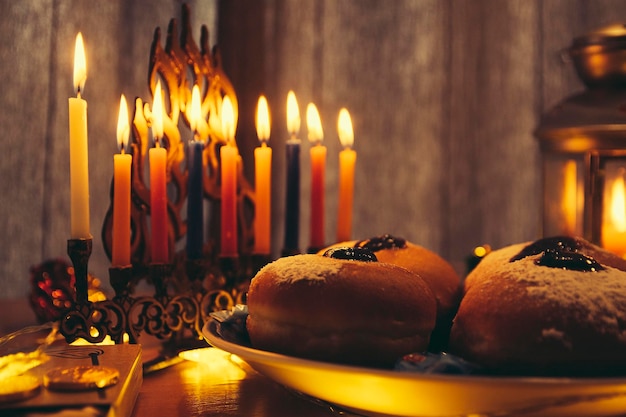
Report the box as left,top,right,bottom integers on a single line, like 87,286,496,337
69,33,90,239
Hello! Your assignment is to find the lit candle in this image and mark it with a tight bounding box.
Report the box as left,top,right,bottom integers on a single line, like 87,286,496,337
307,103,326,250
150,80,169,263
602,174,626,258
254,95,272,255
220,96,238,257
68,33,90,239
283,91,301,254
112,94,132,267
561,159,578,236
336,108,356,242
187,85,204,260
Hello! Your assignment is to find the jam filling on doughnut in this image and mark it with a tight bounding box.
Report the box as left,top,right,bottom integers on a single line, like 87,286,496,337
536,248,604,271
355,234,407,251
322,247,378,262
510,236,604,272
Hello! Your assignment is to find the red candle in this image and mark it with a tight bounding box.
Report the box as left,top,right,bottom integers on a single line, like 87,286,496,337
150,80,168,263
336,108,356,242
307,103,326,250
220,96,238,257
112,94,132,267
254,96,272,255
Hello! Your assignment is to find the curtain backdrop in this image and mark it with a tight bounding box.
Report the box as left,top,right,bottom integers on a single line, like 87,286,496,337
1,0,625,299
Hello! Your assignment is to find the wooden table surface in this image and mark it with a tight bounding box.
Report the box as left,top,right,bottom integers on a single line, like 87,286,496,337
132,347,340,417
0,298,340,417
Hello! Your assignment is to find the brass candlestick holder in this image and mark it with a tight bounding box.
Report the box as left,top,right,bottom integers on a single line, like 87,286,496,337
59,4,272,346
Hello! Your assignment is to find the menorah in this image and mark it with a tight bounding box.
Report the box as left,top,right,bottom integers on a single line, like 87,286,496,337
59,4,268,345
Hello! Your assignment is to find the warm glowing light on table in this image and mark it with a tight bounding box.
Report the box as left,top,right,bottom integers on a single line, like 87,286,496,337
603,174,626,258
337,108,356,242
254,95,272,255
220,96,238,257
69,32,90,239
150,80,169,263
112,94,132,267
187,85,205,259
307,103,326,250
283,91,301,253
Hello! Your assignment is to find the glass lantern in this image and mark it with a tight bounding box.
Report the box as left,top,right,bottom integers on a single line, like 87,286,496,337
536,24,626,257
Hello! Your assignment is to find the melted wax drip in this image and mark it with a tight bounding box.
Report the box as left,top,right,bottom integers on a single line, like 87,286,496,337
355,234,407,252
510,236,604,272
323,247,378,262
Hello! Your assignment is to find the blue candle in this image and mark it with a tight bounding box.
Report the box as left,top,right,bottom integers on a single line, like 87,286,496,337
283,91,301,254
187,140,204,259
284,137,301,253
187,85,204,259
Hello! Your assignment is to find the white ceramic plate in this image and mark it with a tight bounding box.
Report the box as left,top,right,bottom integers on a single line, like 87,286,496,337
203,320,626,417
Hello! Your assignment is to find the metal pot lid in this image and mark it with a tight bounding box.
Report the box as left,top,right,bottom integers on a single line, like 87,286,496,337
571,23,626,53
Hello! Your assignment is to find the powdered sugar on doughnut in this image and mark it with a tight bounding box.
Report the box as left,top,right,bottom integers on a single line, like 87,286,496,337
259,254,342,284
472,243,626,337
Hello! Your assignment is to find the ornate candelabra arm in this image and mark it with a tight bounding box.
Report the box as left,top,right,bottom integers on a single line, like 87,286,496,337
67,238,92,304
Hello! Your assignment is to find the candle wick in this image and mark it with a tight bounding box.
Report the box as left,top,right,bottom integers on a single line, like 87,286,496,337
76,90,82,100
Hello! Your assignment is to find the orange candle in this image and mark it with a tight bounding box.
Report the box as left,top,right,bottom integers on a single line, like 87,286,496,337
307,103,326,250
69,33,90,239
150,80,169,263
220,96,238,257
254,95,272,255
337,108,356,242
112,94,132,267
602,174,626,258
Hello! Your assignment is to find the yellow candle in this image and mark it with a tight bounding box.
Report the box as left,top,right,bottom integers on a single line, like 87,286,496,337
602,174,626,258
220,96,238,257
68,33,90,239
254,95,272,255
150,80,169,263
337,108,356,243
112,94,132,267
307,103,325,250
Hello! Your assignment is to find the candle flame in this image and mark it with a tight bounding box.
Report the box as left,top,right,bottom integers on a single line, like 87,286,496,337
306,103,323,143
286,91,300,135
610,176,626,232
337,108,354,148
116,94,130,152
73,33,86,95
189,84,202,135
221,95,235,142
152,80,164,142
256,95,271,142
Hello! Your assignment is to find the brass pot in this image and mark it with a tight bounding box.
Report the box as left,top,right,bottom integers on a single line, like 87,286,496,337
569,23,626,89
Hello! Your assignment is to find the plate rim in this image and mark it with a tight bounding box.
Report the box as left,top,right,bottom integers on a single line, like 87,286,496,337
201,318,626,387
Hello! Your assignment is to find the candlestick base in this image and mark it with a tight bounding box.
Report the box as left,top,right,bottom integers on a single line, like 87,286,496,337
109,265,133,299
307,245,325,254
250,253,272,274
281,247,300,257
67,237,92,304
